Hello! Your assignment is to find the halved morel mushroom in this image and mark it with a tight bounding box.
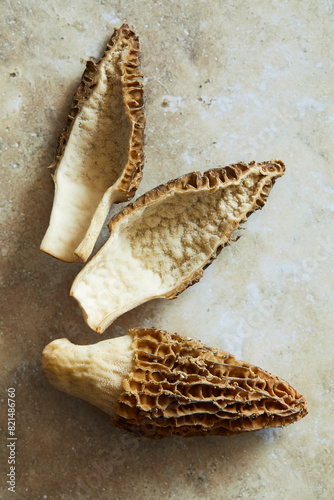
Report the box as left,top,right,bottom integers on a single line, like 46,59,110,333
70,160,285,333
40,24,145,263
42,328,308,439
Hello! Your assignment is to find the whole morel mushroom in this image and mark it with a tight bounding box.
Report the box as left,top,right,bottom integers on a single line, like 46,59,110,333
42,328,307,439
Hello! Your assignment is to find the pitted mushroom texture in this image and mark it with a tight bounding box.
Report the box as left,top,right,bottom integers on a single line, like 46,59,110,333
128,173,263,286
41,328,308,439
71,160,285,333
40,24,145,263
114,328,308,438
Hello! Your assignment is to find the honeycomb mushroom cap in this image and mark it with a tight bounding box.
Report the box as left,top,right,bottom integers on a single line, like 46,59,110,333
114,328,308,438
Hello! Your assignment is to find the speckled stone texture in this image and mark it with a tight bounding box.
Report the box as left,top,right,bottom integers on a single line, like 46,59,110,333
1,1,333,499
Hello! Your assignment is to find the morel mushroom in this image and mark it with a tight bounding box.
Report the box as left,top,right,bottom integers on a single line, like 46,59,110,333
70,160,285,333
42,328,307,439
40,24,145,263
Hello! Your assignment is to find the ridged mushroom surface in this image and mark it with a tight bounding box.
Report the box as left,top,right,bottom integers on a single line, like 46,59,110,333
42,328,308,439
40,24,145,263
71,160,285,333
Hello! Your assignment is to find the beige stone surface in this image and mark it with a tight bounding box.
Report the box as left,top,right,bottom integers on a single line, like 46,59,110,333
1,1,333,499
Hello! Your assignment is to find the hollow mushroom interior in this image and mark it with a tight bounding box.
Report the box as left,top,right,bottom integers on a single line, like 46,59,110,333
41,46,131,262
72,171,267,332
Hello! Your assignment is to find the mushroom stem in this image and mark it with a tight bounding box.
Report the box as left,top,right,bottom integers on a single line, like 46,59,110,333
42,335,133,417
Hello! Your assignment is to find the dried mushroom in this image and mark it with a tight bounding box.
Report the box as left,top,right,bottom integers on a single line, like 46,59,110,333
70,160,285,333
40,24,145,263
42,328,308,439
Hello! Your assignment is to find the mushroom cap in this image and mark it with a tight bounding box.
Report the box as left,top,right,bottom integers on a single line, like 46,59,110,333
114,328,308,439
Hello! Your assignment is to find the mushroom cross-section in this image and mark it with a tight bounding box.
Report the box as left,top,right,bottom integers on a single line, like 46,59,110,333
70,160,285,333
40,24,145,263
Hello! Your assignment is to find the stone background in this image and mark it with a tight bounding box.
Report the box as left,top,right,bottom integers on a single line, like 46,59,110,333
1,1,333,499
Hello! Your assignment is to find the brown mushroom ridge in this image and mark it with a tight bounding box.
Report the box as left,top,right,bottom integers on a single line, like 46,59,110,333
40,23,145,263
114,328,308,439
71,160,285,333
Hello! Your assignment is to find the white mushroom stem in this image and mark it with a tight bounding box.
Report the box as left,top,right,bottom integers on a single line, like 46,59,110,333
42,335,134,417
